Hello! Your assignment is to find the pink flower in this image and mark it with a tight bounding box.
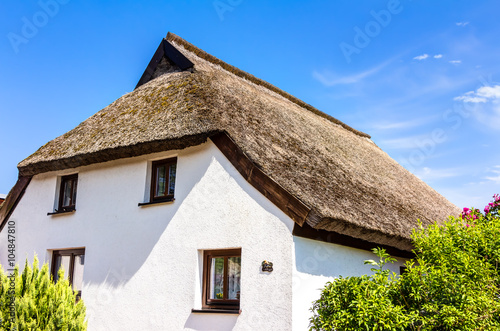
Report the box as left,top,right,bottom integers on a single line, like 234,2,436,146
465,223,470,227
461,207,474,219
485,206,490,214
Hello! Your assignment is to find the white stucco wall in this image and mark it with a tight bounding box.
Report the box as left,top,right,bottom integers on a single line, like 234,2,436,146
292,237,406,330
0,140,408,330
0,142,297,331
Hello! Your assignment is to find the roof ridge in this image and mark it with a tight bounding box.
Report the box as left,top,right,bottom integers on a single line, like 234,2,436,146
166,32,371,139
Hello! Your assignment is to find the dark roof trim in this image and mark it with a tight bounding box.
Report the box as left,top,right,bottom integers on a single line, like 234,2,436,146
210,132,310,226
166,32,371,139
211,132,411,253
18,133,216,176
293,222,414,258
164,40,194,70
135,38,194,89
0,176,32,233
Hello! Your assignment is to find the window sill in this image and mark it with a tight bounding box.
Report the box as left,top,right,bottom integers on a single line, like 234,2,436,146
47,209,76,216
191,309,240,315
138,198,175,207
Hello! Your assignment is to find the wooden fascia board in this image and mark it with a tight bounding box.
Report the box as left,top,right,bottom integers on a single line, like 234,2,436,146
292,222,414,258
210,132,310,226
0,176,32,233
210,132,413,255
163,40,194,70
135,39,166,89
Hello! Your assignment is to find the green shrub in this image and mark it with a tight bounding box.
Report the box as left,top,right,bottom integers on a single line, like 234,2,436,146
310,194,500,331
0,257,87,330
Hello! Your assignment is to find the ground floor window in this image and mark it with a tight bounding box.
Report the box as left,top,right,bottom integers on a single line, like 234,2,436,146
51,248,85,299
202,248,241,310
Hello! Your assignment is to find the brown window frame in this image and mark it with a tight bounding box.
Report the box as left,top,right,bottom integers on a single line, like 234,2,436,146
51,248,85,299
150,158,177,202
58,174,78,212
202,248,241,310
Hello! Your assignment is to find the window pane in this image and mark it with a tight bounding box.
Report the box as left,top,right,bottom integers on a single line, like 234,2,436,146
71,179,77,206
62,180,73,207
54,255,71,282
72,254,85,291
156,165,166,197
168,164,176,196
210,257,224,300
228,257,241,300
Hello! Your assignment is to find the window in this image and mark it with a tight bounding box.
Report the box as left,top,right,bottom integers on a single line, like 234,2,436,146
51,249,85,299
202,249,241,310
58,174,78,212
150,158,176,202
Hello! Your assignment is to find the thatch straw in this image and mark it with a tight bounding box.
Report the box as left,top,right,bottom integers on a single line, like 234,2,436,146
17,33,460,251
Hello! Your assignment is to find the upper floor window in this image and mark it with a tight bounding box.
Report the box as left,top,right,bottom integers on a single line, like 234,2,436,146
150,158,176,202
202,248,241,310
58,174,78,212
52,248,85,299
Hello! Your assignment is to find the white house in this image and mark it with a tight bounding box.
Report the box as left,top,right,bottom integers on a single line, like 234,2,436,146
0,33,459,330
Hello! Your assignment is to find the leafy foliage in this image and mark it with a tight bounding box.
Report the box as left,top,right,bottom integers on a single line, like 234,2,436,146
0,257,87,330
310,194,500,331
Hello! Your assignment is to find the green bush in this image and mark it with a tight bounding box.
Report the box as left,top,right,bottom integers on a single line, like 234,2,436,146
310,194,500,331
0,257,87,330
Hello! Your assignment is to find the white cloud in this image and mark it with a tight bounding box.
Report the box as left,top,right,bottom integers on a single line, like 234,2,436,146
372,121,414,130
380,134,431,149
413,54,429,60
456,22,470,27
414,167,460,181
455,85,500,103
476,85,500,99
433,54,443,59
449,60,462,65
312,60,390,86
372,115,437,130
485,166,500,184
454,96,486,103
454,85,500,129
453,94,487,103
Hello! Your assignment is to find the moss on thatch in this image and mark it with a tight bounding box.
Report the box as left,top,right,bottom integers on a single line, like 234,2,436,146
16,33,460,251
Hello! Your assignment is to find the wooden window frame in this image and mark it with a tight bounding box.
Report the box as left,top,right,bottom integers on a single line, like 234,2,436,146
150,158,177,202
202,248,241,310
58,174,78,212
51,248,85,299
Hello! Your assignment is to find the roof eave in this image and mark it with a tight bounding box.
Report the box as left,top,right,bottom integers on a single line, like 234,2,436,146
0,176,31,233
18,132,219,177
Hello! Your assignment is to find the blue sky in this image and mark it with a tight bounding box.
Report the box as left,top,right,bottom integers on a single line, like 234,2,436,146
1,0,499,209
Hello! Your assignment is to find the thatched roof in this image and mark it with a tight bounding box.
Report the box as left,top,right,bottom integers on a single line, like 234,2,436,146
15,32,459,252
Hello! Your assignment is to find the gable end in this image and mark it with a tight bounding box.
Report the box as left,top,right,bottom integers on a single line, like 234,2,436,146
135,38,194,89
